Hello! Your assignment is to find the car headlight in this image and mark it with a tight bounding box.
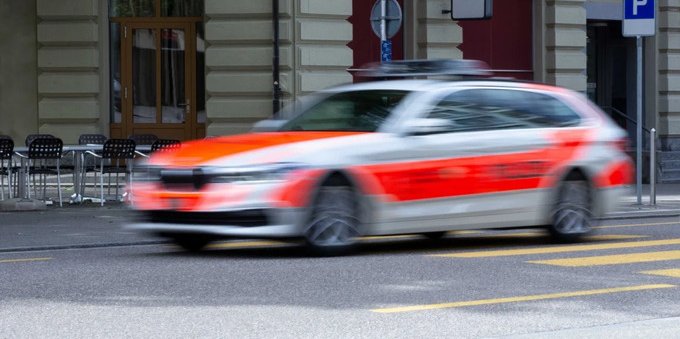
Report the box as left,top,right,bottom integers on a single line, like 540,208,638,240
208,162,309,184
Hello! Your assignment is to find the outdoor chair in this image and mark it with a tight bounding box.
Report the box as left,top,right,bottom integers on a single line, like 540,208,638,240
78,134,107,145
150,139,181,153
85,138,136,206
78,134,108,198
16,137,64,206
25,134,55,147
128,134,158,146
0,138,15,200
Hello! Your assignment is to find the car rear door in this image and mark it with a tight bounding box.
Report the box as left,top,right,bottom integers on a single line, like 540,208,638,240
364,86,584,234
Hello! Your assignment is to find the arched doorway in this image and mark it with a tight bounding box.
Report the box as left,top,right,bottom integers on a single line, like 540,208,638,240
109,0,205,141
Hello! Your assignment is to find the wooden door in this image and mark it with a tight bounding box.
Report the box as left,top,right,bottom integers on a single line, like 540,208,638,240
119,21,197,141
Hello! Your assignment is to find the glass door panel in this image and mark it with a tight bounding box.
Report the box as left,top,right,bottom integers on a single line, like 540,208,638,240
132,28,157,124
110,23,122,123
161,28,186,124
196,22,206,124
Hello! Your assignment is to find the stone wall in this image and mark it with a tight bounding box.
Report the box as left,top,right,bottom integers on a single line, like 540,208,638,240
658,0,680,147
542,0,587,92
204,0,352,136
405,0,462,60
0,1,38,141
36,0,102,143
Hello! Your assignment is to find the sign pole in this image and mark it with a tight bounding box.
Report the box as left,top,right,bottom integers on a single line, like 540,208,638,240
370,0,401,63
623,0,654,204
636,35,642,205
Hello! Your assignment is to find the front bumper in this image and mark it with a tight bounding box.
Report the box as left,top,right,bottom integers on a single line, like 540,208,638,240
126,208,307,238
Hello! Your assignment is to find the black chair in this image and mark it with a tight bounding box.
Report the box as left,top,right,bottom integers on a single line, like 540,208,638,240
151,139,181,153
86,139,136,206
78,134,107,145
0,138,15,200
20,137,64,206
25,134,55,147
77,134,108,198
128,134,158,146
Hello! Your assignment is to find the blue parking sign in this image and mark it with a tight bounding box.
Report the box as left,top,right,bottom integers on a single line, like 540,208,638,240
623,0,655,36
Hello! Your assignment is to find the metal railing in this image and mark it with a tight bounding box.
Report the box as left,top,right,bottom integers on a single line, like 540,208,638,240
602,106,657,205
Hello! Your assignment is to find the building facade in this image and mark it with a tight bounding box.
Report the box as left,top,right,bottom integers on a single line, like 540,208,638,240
1,0,678,156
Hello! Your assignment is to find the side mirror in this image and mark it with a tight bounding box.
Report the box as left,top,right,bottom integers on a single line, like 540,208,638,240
403,118,453,136
252,119,286,132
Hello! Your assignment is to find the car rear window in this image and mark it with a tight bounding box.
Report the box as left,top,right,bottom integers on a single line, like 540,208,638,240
426,88,582,133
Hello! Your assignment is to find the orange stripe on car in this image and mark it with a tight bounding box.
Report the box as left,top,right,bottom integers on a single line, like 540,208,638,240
352,128,600,202
149,132,367,167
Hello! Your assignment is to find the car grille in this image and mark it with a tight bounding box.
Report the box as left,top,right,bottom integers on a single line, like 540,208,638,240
138,210,269,227
160,168,208,191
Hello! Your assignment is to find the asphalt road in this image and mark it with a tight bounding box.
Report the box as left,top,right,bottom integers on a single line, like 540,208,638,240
2,214,680,338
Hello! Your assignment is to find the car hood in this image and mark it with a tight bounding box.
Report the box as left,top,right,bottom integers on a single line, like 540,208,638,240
147,131,370,167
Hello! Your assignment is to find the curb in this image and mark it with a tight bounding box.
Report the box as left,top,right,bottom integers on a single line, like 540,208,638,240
0,240,170,254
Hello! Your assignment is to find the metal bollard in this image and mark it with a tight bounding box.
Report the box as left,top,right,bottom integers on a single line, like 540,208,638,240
650,128,656,205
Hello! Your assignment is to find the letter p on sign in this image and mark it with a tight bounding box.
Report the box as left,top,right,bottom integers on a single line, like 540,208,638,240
634,0,647,15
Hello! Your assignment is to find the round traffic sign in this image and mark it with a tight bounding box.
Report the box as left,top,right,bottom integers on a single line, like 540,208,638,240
370,0,402,39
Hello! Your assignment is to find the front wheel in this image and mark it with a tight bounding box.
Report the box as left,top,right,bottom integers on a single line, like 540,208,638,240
172,236,211,252
549,180,593,242
304,186,360,256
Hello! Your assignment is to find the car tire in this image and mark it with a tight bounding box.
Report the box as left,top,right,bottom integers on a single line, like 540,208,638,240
304,186,360,256
549,179,593,242
421,231,447,240
172,236,211,252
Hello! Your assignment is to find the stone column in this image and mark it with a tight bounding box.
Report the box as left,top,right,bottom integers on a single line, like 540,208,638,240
405,0,462,60
542,0,587,92
36,0,101,143
658,0,680,149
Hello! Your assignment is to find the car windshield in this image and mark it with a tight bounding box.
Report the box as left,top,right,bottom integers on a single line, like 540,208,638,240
280,90,409,132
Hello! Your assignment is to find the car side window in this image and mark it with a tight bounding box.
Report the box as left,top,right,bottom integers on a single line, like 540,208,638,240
425,88,581,133
282,90,407,132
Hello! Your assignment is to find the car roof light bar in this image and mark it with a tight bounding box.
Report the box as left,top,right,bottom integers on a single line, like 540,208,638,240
357,59,492,78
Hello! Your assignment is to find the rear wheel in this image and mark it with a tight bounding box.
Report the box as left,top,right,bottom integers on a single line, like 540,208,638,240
549,179,593,242
304,186,360,256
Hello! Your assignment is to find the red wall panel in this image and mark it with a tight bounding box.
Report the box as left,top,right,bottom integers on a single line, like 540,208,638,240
459,0,533,80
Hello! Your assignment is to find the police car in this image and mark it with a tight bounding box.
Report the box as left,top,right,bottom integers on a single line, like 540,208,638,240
127,60,632,255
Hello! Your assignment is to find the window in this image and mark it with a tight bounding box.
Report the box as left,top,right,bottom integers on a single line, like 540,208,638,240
425,88,581,133
281,90,408,132
109,0,204,18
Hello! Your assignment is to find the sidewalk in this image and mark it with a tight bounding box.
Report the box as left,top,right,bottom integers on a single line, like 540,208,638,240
0,184,678,253
605,184,680,219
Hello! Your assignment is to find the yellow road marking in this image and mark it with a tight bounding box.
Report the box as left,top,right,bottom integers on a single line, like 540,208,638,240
371,284,675,314
207,241,286,249
530,250,680,267
0,257,52,264
362,235,417,241
434,237,679,258
640,269,680,278
596,221,679,229
491,233,643,240
587,234,647,240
